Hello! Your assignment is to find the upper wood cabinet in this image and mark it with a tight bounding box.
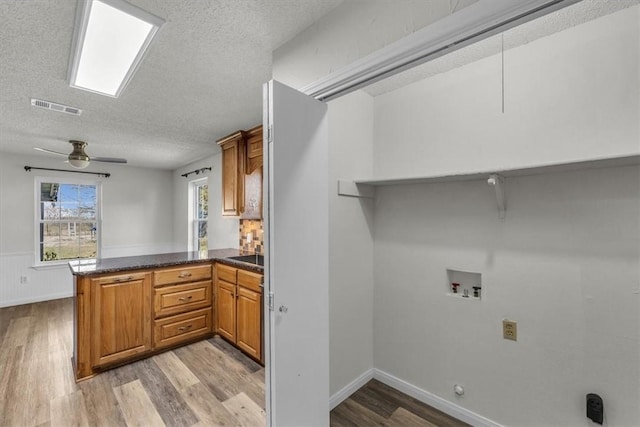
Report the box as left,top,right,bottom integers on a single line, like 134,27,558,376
217,126,263,219
218,131,246,216
90,272,152,368
245,125,263,174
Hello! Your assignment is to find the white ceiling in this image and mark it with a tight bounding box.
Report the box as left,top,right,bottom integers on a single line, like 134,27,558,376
0,0,342,169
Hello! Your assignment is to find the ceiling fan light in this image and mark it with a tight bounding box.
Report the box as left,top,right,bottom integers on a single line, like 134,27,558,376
69,157,90,169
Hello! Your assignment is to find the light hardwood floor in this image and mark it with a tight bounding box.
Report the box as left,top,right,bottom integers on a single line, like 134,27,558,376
0,298,265,427
1,298,467,427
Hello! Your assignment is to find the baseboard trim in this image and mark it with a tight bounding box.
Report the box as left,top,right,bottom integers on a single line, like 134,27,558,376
0,292,73,308
373,369,503,427
329,368,375,410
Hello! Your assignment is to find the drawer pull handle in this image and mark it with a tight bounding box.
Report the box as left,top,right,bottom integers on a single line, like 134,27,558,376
178,272,193,278
178,296,193,302
178,324,193,332
114,276,135,282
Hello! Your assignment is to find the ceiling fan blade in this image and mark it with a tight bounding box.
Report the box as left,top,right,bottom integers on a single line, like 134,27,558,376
34,147,68,157
92,157,128,164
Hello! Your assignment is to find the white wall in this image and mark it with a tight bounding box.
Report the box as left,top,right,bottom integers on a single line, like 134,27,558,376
369,5,640,426
0,152,175,307
172,153,238,251
373,166,640,426
273,0,476,89
327,90,375,398
373,6,639,178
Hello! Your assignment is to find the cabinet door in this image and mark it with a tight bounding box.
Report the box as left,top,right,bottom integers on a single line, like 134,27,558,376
265,80,329,426
219,133,245,216
90,272,152,367
216,279,236,342
236,286,262,362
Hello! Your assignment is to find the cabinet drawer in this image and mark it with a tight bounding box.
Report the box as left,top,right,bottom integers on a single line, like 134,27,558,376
237,269,263,293
154,281,211,318
153,308,212,350
216,263,237,284
154,265,211,286
90,271,148,286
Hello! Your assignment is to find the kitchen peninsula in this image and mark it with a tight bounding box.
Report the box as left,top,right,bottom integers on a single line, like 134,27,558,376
70,249,264,381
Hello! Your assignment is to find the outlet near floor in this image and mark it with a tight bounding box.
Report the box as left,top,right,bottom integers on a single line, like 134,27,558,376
503,319,517,341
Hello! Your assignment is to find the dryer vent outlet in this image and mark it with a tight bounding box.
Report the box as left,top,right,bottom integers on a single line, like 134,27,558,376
586,393,603,425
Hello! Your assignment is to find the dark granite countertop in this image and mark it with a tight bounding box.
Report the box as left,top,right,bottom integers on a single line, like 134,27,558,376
69,248,264,276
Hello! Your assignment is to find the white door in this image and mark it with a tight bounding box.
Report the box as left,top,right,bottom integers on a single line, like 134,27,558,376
263,80,329,427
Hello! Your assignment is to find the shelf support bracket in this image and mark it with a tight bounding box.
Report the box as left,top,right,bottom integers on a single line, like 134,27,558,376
488,174,506,219
337,180,375,198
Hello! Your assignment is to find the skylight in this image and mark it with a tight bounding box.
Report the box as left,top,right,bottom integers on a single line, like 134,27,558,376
68,0,164,97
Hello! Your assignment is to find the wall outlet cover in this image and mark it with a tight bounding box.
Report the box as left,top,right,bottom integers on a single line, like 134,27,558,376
503,319,517,341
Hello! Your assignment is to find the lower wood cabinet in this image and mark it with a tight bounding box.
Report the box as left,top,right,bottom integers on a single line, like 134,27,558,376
215,263,263,363
90,272,152,368
216,278,237,342
75,263,214,381
236,285,261,359
74,260,263,381
152,264,213,349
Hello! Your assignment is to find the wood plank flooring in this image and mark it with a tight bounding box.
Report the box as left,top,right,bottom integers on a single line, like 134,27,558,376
0,298,468,427
0,298,265,427
330,380,470,427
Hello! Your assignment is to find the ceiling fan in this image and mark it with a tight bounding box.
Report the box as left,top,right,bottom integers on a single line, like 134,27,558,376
34,140,127,169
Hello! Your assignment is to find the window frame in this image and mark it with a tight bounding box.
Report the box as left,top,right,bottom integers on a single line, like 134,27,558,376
188,177,208,252
34,176,103,266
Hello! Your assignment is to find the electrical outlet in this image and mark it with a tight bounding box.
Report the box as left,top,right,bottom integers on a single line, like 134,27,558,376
20,275,28,284
503,319,517,341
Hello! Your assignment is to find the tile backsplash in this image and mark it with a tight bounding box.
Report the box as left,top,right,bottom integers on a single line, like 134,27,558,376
239,219,264,254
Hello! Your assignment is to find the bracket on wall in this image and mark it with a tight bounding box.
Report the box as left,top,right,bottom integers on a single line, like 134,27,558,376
337,180,375,198
487,174,506,219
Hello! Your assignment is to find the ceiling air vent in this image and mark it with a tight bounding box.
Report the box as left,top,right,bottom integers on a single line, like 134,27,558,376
30,98,82,116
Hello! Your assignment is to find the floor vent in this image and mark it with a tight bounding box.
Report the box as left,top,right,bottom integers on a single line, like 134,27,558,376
31,99,82,116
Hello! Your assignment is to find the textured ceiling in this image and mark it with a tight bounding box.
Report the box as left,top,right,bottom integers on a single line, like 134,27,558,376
364,0,640,96
2,1,637,171
0,0,342,169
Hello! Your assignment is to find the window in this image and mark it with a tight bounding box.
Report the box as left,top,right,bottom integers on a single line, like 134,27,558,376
36,178,101,264
190,178,208,252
